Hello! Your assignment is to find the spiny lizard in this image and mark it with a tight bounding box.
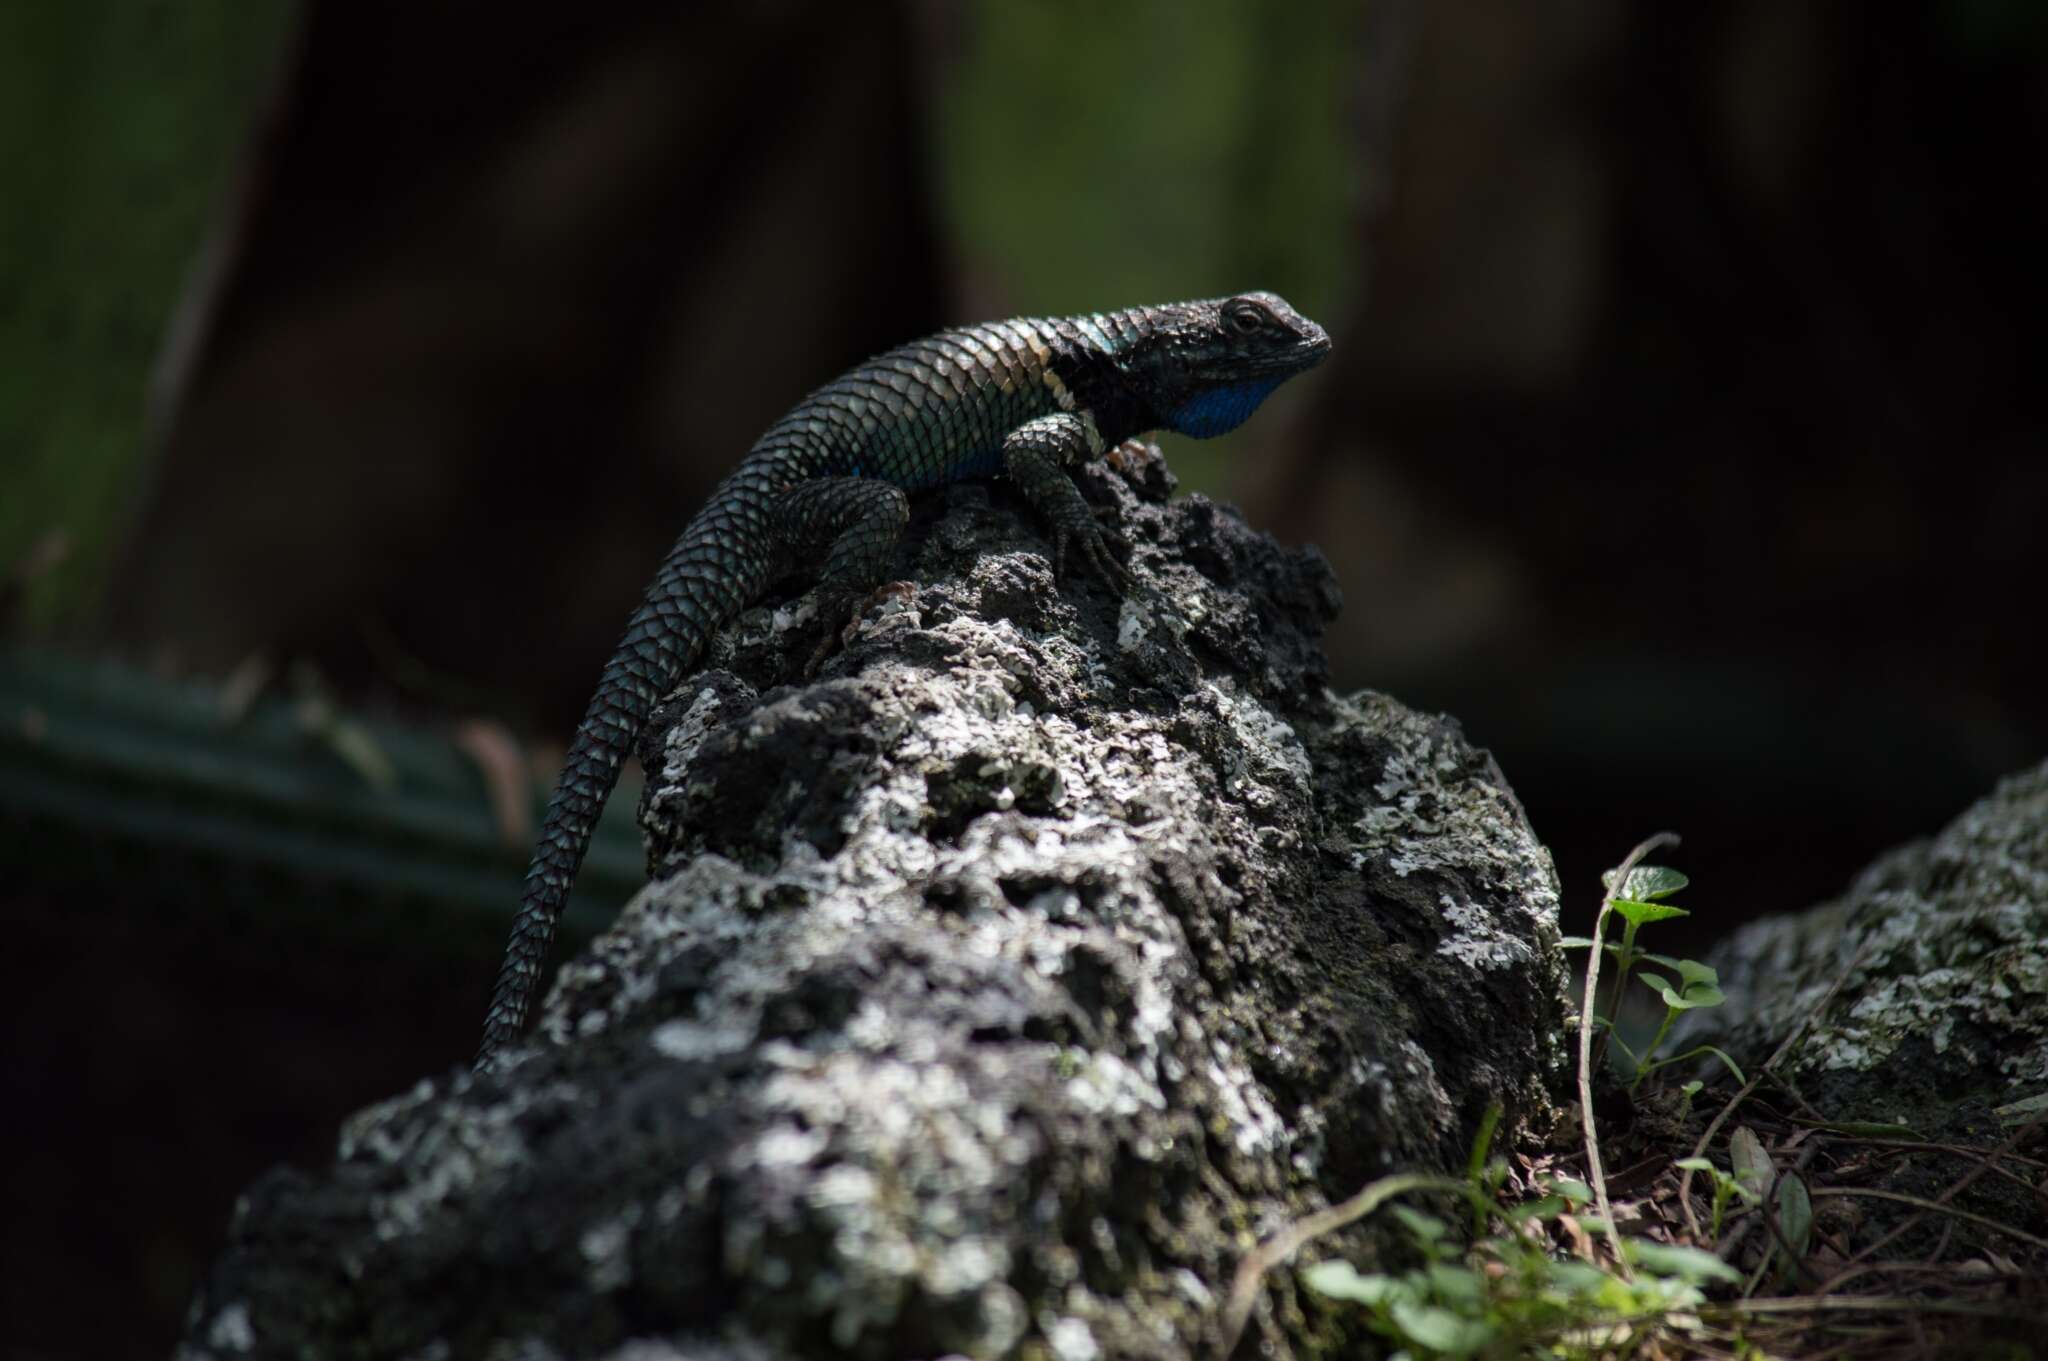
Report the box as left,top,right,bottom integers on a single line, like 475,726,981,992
477,293,1331,1069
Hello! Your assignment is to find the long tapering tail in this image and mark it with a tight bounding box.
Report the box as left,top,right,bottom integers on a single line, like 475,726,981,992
476,495,775,1069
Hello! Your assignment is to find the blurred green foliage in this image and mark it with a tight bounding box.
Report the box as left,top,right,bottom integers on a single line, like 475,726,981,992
0,0,293,631
936,0,1357,488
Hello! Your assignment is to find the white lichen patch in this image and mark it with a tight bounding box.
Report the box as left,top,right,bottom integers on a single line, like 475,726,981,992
345,1078,586,1244
660,683,748,780
1336,691,1560,945
712,1047,1046,1346
206,1301,254,1352
1044,1314,1101,1361
1064,1050,1167,1118
1435,890,1540,970
1201,677,1313,798
1204,1043,1289,1158
581,1209,639,1293
648,1017,753,1061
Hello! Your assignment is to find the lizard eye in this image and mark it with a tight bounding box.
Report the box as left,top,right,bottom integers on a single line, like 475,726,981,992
1226,303,1266,336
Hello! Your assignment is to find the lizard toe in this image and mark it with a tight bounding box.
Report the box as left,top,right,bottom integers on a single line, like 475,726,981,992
803,588,859,678
1075,523,1129,596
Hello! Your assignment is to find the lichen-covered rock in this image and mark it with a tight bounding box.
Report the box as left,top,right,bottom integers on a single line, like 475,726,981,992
179,444,1568,1361
1686,761,2048,1125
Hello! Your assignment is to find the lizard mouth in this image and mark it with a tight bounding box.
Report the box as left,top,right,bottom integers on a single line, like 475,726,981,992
1291,325,1334,368
1199,327,1333,382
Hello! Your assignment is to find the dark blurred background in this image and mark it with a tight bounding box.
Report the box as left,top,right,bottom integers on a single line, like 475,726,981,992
4,2,2045,1356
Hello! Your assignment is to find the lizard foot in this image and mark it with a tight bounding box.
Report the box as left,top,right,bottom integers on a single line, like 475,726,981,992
1052,518,1130,598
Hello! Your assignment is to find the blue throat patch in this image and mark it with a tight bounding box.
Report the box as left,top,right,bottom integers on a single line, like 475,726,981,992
1167,377,1286,439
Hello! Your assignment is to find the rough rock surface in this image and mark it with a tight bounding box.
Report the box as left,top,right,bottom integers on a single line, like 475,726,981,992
179,443,1568,1361
1687,760,2048,1125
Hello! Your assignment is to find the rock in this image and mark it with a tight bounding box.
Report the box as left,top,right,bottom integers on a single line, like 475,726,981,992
179,445,1568,1360
1673,762,2048,1283
1687,760,2048,1126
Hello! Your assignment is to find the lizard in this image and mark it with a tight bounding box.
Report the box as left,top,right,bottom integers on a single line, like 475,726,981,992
476,291,1331,1070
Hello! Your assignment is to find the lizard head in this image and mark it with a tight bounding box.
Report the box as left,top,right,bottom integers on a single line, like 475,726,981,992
1124,292,1332,440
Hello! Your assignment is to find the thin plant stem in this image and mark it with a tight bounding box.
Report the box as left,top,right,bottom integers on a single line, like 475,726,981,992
1576,831,1677,1281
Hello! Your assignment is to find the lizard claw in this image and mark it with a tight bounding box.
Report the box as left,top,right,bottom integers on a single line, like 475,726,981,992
803,628,840,680
1053,522,1130,598
804,589,858,678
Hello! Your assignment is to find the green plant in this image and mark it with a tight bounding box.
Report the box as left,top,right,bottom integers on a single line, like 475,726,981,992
1235,847,2022,1360
1298,1107,1741,1359
1559,866,1746,1094
1672,1151,1762,1239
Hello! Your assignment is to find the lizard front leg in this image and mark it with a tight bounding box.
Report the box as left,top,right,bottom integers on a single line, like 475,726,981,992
775,477,912,670
1001,413,1129,596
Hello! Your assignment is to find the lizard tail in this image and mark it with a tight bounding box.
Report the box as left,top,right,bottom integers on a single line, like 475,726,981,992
476,495,775,1070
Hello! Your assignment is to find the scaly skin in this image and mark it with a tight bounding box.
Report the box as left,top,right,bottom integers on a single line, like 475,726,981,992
477,292,1331,1069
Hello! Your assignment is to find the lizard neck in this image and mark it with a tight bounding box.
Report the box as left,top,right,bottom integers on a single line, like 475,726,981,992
1045,314,1162,449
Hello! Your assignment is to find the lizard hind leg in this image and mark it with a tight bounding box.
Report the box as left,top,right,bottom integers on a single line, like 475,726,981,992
774,477,912,674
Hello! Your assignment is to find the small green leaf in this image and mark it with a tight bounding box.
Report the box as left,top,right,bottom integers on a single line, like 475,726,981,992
1543,1260,1611,1297
1672,958,1719,989
1674,1157,1718,1174
1611,898,1690,926
1603,865,1689,901
1389,1300,1495,1356
1639,975,1725,1010
1730,1127,1772,1198
1467,1104,1502,1183
1425,1262,1484,1307
1505,1194,1566,1223
1623,1239,1742,1285
1302,1259,1397,1304
1632,865,1690,900
1549,1177,1593,1205
1776,1174,1813,1258
1390,1205,1448,1242
1994,1091,2048,1122
1558,935,1598,950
